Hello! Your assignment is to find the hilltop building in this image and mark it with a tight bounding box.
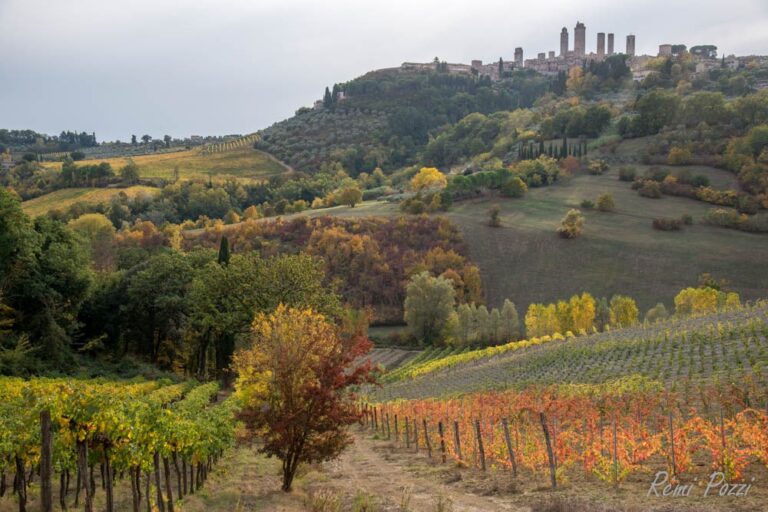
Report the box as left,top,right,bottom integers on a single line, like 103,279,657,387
560,27,568,56
574,21,586,57
626,34,636,56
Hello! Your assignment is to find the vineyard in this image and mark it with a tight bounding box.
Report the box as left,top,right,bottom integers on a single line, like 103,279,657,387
0,378,238,512
363,377,768,491
359,302,768,504
376,303,768,400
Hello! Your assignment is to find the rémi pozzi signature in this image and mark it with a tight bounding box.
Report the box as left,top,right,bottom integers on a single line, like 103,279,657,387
647,471,754,497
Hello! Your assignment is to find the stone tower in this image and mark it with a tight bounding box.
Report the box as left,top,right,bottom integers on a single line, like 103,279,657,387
514,47,523,67
607,33,614,55
597,32,605,58
574,21,586,57
626,34,636,56
560,27,568,56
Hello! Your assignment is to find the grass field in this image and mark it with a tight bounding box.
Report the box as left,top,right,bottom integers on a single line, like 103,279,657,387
41,145,289,181
21,185,159,217
240,165,768,315
448,169,768,313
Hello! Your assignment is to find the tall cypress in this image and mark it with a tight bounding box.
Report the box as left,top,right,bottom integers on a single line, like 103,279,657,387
217,236,230,266
323,87,332,108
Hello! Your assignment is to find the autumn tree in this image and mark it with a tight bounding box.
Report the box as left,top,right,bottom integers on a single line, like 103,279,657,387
608,295,639,328
488,204,501,227
411,167,447,194
233,305,374,492
336,183,363,207
557,209,584,238
569,292,596,333
404,272,456,345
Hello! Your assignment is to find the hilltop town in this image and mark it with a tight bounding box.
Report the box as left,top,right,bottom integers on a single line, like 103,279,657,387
311,20,767,109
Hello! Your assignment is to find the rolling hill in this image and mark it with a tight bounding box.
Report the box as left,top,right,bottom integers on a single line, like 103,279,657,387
40,145,290,182
21,185,159,217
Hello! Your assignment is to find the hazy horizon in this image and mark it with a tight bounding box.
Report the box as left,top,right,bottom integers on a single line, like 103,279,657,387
1,0,767,142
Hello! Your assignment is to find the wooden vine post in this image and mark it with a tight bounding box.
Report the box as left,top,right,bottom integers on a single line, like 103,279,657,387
612,419,618,487
668,410,676,478
453,420,462,462
405,417,410,449
438,421,447,463
474,419,486,471
501,417,517,477
394,414,399,443
423,419,432,459
539,412,557,489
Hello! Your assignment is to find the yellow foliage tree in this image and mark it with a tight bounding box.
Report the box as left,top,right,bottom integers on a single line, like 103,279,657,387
609,295,639,328
525,303,560,337
570,292,596,333
411,167,447,193
674,287,740,316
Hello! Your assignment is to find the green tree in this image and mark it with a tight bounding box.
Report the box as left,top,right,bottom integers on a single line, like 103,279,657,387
119,159,140,184
501,176,528,197
404,272,456,345
500,299,520,341
68,213,116,271
488,204,501,227
217,236,230,266
644,303,669,324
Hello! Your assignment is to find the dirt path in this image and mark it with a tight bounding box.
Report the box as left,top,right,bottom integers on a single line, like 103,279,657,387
321,432,528,512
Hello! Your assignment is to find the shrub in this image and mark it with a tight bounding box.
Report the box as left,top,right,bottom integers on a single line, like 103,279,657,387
736,194,760,215
652,217,682,231
501,176,528,198
618,166,636,182
667,146,693,165
557,209,584,239
638,180,662,198
399,197,427,214
703,208,745,228
588,160,608,175
70,151,86,161
681,214,693,225
580,199,594,209
596,193,615,212
488,204,501,227
644,167,670,182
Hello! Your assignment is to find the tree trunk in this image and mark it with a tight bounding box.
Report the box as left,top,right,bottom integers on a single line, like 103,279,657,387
14,456,26,512
40,410,53,512
104,447,114,512
163,457,175,512
153,452,165,512
59,471,67,511
172,452,182,499
76,441,93,512
130,467,140,512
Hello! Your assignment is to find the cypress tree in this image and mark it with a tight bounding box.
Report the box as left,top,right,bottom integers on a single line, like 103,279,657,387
498,57,504,78
539,139,545,155
217,236,230,266
561,136,568,158
323,87,332,108
583,141,588,156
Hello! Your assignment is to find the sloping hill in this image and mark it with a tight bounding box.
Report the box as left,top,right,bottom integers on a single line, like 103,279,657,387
376,303,768,400
41,145,289,182
21,186,159,217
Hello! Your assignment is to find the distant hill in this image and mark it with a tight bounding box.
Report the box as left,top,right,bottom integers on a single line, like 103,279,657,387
257,67,555,174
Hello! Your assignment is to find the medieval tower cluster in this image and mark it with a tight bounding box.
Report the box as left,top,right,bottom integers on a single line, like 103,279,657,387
523,21,636,74
402,20,639,80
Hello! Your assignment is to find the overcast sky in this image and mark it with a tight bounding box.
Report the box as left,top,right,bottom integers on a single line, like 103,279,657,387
1,0,766,142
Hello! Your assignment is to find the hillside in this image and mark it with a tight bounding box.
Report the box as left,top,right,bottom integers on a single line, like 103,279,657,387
21,185,159,217
257,67,553,173
40,144,289,182
375,303,768,400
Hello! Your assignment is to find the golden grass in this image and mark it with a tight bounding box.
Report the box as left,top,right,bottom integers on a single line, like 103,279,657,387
41,146,289,181
21,186,159,217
